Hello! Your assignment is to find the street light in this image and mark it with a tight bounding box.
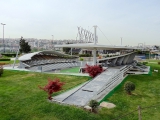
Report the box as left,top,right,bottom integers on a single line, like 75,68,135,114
1,23,6,53
52,35,54,50
52,35,54,40
120,37,122,46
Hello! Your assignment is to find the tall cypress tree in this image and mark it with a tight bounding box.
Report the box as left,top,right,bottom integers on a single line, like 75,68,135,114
19,37,31,53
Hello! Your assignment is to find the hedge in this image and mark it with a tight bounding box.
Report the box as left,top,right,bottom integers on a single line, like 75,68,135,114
0,59,10,61
142,62,148,65
1,53,17,57
79,54,92,57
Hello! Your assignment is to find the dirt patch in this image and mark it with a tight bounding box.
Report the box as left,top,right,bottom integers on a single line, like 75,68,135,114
0,63,6,65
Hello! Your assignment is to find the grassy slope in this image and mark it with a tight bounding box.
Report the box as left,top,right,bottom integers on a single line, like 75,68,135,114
0,63,160,120
99,63,160,120
0,71,98,120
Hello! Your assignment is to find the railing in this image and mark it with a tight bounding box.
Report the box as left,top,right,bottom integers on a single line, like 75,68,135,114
22,62,30,67
91,65,131,101
97,52,136,62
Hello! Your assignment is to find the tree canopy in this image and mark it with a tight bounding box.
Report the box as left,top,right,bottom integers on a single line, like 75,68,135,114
19,37,31,53
63,42,72,54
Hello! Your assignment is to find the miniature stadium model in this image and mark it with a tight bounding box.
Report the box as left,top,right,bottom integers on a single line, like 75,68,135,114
50,26,150,106
50,51,149,106
5,25,150,107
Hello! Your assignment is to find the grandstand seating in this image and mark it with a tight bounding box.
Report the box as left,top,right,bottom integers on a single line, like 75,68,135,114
22,55,78,67
18,51,79,72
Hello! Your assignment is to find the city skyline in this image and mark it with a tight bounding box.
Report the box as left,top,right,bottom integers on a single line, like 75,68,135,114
1,0,160,46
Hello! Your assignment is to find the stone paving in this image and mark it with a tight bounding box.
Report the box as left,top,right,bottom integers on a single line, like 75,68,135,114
52,67,121,106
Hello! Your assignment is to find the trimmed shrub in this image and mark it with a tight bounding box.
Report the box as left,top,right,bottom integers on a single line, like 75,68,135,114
106,55,109,57
1,53,17,57
79,54,92,57
137,62,142,66
89,100,99,109
0,59,10,61
0,65,3,76
142,62,148,65
124,81,135,95
39,78,64,100
85,64,103,78
80,57,84,61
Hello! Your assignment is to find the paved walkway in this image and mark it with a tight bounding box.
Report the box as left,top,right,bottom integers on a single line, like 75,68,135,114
52,67,121,106
3,66,30,71
3,66,89,76
53,73,89,76
148,62,157,63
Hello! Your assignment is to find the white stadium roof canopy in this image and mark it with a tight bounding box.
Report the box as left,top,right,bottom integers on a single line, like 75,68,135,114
54,43,137,50
18,50,77,61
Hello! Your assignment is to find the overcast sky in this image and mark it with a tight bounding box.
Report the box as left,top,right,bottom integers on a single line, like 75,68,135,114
1,0,160,46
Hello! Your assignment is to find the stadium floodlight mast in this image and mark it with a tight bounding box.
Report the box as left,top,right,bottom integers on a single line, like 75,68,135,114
76,25,98,65
1,23,6,53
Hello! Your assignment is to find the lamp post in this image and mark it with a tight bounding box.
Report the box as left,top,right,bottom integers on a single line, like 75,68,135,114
52,35,54,50
1,23,6,53
52,35,54,40
121,37,122,46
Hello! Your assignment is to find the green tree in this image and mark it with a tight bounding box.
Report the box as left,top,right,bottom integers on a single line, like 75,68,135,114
19,37,31,53
89,100,99,113
0,65,3,77
63,42,72,54
124,81,135,95
63,47,70,54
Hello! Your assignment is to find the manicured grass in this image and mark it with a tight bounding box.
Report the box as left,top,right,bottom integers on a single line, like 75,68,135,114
145,59,160,62
60,67,80,73
0,56,12,59
0,60,20,64
0,63,160,120
0,70,97,120
100,63,160,120
0,55,20,64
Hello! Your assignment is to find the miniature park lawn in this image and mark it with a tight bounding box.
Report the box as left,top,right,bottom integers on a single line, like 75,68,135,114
0,63,160,120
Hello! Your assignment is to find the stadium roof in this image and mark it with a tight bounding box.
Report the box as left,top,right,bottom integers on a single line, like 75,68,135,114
54,43,137,50
19,50,76,61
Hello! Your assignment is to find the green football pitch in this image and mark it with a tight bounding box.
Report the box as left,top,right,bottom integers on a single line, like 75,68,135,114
60,67,80,73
